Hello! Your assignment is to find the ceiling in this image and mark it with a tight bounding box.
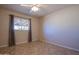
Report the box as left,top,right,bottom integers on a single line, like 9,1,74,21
0,4,73,17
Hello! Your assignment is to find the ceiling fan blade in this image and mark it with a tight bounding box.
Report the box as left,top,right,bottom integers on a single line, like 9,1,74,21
20,4,33,7
20,4,49,10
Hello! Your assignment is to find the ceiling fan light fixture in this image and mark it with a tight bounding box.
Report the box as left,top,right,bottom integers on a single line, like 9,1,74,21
20,4,39,12
31,6,39,12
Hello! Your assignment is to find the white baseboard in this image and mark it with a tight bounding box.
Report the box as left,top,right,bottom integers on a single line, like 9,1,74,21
0,41,27,48
0,40,37,48
16,40,38,45
0,45,8,48
16,41,27,45
45,40,79,52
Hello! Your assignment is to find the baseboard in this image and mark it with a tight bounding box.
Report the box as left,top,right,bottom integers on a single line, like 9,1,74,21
0,41,27,48
0,40,37,48
16,40,39,45
0,45,8,48
45,40,79,52
16,41,27,45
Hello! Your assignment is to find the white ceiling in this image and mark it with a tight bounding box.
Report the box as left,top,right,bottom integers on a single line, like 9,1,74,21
0,4,73,17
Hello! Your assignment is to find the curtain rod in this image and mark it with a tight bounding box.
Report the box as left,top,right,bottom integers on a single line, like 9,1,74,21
9,14,31,20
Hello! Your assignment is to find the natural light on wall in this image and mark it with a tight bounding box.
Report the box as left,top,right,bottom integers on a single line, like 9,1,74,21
14,16,29,31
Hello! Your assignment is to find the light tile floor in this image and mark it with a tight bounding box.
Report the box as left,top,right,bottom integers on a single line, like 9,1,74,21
0,41,79,55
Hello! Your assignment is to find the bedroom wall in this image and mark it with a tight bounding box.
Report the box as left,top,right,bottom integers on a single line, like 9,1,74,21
41,5,79,51
0,8,40,47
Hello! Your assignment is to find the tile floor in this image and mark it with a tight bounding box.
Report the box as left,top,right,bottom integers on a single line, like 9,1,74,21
0,41,79,55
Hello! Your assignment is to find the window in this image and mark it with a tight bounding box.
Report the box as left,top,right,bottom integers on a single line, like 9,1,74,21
14,16,29,30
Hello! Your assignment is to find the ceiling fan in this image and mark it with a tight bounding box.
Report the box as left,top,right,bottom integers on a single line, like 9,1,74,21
20,4,42,12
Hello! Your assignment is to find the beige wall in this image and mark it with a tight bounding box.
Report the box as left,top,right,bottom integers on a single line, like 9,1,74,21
0,8,40,47
39,17,44,42
15,31,28,44
41,5,79,51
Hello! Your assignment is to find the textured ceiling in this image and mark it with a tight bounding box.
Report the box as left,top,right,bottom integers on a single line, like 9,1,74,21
0,4,73,17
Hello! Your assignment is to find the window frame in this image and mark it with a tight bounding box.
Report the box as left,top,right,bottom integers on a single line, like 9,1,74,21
13,16,30,31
